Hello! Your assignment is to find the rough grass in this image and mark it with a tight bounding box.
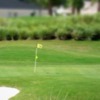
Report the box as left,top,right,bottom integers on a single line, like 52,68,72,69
0,40,100,100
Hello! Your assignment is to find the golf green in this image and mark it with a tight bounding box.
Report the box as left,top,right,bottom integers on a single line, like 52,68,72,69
0,40,100,100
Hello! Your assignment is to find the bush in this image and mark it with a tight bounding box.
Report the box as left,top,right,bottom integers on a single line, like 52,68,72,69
5,28,20,41
5,28,12,40
13,32,19,40
6,33,12,41
73,30,87,41
56,25,73,40
90,25,100,41
80,15,95,24
10,28,19,40
72,24,88,41
40,26,56,40
0,27,6,41
19,28,30,40
30,28,41,40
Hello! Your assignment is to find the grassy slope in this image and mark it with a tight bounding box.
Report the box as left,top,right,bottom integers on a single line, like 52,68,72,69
0,40,100,100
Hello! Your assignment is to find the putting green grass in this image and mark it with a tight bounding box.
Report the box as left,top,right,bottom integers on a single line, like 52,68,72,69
0,40,100,100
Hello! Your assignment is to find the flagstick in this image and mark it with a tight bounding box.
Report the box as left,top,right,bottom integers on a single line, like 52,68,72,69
34,47,38,73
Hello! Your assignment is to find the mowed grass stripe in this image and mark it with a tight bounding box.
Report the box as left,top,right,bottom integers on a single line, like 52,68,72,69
0,65,100,100
0,42,100,65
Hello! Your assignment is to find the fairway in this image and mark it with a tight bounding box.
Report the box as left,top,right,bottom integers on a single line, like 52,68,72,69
0,40,100,100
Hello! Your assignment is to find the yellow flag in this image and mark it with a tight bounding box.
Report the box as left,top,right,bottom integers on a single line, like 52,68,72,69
37,44,43,49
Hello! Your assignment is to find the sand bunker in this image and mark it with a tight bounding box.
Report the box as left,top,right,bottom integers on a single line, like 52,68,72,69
0,86,20,100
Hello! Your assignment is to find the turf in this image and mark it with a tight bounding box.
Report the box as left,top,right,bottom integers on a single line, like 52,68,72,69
0,40,100,100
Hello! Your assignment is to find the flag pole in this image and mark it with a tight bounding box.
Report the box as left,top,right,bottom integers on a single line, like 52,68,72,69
34,47,38,73
34,43,43,73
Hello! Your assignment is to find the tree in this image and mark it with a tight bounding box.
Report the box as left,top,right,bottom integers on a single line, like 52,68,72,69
98,0,100,12
96,0,100,12
20,0,67,15
69,0,84,14
47,0,67,15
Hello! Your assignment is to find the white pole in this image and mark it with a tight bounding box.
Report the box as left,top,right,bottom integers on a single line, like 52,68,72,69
34,47,38,73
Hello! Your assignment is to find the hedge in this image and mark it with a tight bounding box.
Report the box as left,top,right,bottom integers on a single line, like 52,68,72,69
0,14,100,41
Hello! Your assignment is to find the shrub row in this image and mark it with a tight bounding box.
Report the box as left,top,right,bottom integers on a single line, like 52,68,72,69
0,14,100,41
0,24,100,41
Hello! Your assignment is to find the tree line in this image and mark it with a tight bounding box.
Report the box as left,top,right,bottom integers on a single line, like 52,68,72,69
20,0,100,15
